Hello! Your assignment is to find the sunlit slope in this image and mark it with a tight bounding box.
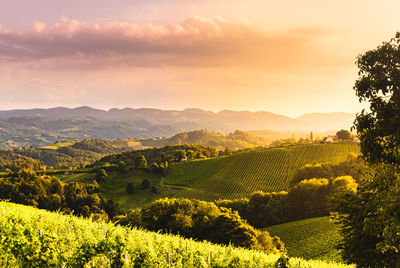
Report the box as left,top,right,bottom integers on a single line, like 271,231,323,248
266,217,342,262
166,142,359,201
0,202,353,267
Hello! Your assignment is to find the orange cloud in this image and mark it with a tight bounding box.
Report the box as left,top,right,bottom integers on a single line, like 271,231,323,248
0,16,347,70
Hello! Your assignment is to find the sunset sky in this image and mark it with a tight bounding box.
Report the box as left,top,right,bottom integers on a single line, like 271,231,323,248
0,0,399,116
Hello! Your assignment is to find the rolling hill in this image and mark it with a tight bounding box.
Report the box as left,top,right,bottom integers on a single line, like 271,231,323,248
141,129,269,149
0,201,353,267
266,217,343,262
165,142,360,201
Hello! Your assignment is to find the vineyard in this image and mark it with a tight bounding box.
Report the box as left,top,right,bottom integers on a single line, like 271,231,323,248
0,201,354,267
166,142,359,201
267,217,343,262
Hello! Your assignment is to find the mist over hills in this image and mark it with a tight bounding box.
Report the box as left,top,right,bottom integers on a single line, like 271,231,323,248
0,106,354,131
0,106,354,148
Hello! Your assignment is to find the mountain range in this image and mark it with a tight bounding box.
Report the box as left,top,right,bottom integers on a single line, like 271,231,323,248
0,106,355,132
0,106,355,148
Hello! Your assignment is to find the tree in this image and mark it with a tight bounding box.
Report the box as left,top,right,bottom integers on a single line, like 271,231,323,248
336,130,352,140
126,182,134,194
96,168,108,181
333,165,400,266
134,155,147,169
333,33,400,266
142,178,150,189
174,150,186,162
353,33,400,164
150,186,157,193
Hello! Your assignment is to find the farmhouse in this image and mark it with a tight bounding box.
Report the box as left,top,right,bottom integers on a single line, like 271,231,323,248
323,135,338,143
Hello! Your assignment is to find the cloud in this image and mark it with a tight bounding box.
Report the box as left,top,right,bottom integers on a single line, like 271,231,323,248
0,16,346,70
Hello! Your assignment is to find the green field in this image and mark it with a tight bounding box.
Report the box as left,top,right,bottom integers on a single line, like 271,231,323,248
166,142,359,201
0,201,353,267
266,217,343,262
39,141,76,150
59,170,184,210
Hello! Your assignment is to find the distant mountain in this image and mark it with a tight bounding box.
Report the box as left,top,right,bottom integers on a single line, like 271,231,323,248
0,107,355,148
0,106,354,132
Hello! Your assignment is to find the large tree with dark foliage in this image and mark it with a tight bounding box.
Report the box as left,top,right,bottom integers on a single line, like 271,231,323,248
333,164,400,267
333,32,400,266
354,32,400,165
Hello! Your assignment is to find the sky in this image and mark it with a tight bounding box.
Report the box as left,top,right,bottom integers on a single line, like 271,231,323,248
0,0,398,117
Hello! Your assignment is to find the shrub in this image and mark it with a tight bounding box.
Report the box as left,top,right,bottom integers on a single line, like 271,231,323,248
126,182,134,194
150,186,157,194
117,198,285,254
142,179,150,189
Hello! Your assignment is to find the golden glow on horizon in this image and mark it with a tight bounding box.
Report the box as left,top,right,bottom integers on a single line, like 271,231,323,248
0,0,398,116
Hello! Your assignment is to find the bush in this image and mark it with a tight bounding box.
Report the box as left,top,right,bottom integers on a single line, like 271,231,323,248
117,198,285,253
142,179,150,189
150,186,157,194
134,155,147,169
291,156,364,186
126,182,134,194
96,168,108,181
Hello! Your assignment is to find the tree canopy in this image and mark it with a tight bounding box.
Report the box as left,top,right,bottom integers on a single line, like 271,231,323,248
354,32,400,164
116,198,285,253
333,32,400,266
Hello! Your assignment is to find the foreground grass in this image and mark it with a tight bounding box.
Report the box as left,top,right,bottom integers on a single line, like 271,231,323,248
266,217,343,262
0,201,353,267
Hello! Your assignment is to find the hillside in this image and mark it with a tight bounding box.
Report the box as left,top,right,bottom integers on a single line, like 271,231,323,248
266,217,342,262
0,201,353,267
0,139,144,170
0,107,354,147
165,142,359,201
0,117,178,149
142,129,269,149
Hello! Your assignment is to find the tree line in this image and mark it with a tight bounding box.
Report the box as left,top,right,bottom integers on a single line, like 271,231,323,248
0,170,121,220
216,175,357,228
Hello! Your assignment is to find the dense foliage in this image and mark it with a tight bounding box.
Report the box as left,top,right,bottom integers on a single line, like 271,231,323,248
93,144,220,168
331,32,400,267
0,151,41,172
332,164,400,266
336,130,352,141
290,155,364,186
216,176,357,228
353,33,400,165
116,198,285,253
0,170,119,220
